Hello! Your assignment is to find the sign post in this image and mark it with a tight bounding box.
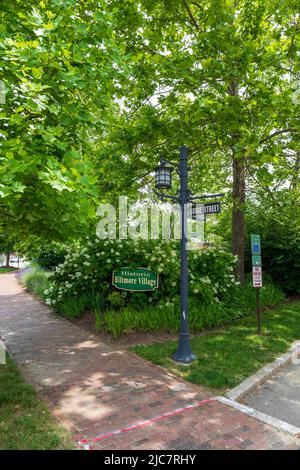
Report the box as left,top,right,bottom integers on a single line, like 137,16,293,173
251,234,262,335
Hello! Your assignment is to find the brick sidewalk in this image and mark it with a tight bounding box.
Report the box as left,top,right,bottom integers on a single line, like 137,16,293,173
0,273,299,450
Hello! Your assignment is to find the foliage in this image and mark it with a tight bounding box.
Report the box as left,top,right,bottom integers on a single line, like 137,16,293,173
55,291,105,319
94,309,103,333
34,242,69,270
246,190,300,293
0,0,128,241
0,267,17,274
22,267,50,300
55,296,87,319
0,355,73,450
96,1,300,254
0,1,299,285
102,281,284,338
107,291,127,310
43,237,238,312
132,300,300,390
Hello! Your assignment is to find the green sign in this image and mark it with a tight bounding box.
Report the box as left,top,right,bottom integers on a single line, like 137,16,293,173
252,255,262,266
251,234,261,255
112,267,159,292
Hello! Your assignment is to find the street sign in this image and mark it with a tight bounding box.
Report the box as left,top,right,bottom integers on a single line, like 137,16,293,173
190,204,205,221
252,255,262,266
250,234,263,335
203,202,221,215
191,202,221,220
251,234,261,255
112,267,158,292
252,266,262,288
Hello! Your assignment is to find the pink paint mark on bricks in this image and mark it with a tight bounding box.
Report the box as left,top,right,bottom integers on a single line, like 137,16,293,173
77,397,215,450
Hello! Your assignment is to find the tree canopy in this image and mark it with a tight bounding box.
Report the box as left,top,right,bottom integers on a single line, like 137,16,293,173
0,0,299,280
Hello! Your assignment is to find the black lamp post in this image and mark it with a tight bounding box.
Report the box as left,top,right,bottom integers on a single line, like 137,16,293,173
154,145,224,364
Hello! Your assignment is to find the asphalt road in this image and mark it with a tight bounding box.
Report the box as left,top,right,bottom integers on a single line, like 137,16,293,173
245,362,300,428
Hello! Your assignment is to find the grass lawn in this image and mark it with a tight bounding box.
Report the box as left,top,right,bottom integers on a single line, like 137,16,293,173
0,267,17,274
0,355,73,450
131,300,300,393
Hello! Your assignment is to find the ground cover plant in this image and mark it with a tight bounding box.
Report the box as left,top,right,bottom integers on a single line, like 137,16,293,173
0,355,73,450
131,301,300,391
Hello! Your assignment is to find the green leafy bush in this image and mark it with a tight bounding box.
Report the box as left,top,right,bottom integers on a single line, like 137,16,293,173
44,237,239,313
56,296,87,319
107,291,127,310
55,292,105,319
246,190,300,294
34,243,69,270
22,268,51,300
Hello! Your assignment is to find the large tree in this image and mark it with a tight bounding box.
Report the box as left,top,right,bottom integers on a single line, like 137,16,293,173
100,0,299,281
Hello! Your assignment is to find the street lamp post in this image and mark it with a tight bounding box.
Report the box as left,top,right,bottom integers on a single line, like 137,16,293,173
154,145,223,364
172,146,195,363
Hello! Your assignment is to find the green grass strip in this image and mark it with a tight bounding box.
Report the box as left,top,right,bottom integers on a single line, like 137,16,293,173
0,355,73,450
132,300,300,392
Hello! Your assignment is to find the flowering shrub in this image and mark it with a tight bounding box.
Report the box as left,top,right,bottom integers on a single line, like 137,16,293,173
44,236,239,311
34,242,69,270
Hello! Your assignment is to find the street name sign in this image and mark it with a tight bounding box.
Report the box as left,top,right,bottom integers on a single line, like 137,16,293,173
191,202,221,220
112,267,158,292
252,266,263,288
203,202,221,215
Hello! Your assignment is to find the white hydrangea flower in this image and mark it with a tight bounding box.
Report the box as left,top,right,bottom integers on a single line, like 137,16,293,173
107,259,111,263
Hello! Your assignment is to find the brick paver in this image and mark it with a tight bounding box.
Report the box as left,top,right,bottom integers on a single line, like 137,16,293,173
0,273,299,450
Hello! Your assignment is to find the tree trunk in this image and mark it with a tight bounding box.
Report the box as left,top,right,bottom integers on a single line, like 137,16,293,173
291,151,300,189
5,252,10,268
228,78,245,283
232,152,246,284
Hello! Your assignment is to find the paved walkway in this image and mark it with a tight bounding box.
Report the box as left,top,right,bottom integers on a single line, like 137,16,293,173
0,273,299,450
245,362,300,428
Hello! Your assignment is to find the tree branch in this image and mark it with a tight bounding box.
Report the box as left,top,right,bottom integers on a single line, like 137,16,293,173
260,128,298,144
182,0,201,31
191,2,202,9
246,168,283,210
0,208,14,218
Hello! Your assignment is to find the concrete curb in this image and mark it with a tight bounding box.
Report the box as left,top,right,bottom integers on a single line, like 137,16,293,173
227,341,300,403
217,396,300,438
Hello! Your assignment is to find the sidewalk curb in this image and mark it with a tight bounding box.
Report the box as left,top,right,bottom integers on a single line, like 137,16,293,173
217,396,300,438
227,341,300,403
